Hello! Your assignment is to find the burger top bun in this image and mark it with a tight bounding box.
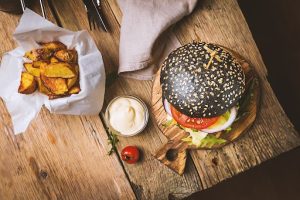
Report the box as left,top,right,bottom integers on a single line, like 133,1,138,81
160,42,246,118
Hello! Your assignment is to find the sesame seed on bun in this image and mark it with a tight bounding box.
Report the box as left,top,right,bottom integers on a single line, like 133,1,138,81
160,42,246,118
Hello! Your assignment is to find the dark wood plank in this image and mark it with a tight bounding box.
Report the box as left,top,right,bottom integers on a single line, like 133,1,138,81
239,0,300,131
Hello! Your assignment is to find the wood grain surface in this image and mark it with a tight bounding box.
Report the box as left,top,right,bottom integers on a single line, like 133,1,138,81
0,0,299,199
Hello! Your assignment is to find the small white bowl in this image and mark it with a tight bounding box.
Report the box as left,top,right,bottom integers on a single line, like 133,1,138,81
105,95,149,137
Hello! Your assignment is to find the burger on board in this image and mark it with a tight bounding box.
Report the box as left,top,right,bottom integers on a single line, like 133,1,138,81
160,42,246,145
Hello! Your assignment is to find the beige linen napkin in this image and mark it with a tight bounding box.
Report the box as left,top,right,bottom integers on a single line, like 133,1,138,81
118,0,198,80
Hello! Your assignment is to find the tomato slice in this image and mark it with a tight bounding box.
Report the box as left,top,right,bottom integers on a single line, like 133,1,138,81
170,105,219,130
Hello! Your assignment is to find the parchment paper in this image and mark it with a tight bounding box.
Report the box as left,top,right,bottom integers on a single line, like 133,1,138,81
0,9,106,134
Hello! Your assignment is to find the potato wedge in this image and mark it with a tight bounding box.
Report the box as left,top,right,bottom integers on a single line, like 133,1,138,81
18,72,37,94
43,62,76,78
24,48,53,61
68,86,80,94
50,56,59,63
32,60,49,68
54,49,78,63
24,63,40,77
41,75,68,95
67,64,79,89
39,41,67,51
21,41,80,100
36,77,51,95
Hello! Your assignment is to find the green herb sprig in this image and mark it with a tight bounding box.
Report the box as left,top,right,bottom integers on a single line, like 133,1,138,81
107,131,119,155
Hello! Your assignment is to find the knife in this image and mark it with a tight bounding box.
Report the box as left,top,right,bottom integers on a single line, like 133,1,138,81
91,0,108,32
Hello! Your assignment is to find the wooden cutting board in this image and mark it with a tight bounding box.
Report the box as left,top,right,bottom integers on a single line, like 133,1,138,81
151,47,260,175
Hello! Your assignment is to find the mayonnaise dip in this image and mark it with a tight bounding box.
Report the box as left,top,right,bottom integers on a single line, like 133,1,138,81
107,96,148,136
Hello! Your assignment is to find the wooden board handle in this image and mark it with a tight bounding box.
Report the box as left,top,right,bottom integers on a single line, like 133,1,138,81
154,139,188,175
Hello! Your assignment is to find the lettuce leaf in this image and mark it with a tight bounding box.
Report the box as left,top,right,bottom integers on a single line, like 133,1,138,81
223,110,231,121
162,118,176,127
163,114,228,148
225,126,232,133
182,134,227,148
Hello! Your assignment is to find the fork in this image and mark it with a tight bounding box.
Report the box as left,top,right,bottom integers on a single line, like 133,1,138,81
83,1,93,29
83,0,108,32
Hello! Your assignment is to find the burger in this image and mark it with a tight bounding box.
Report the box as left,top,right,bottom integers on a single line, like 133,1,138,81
160,42,250,147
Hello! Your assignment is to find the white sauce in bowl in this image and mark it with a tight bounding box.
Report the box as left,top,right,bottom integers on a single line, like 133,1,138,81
106,96,148,136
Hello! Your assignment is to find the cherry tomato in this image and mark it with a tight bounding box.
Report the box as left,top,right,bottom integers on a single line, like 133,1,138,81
170,105,219,130
121,146,140,164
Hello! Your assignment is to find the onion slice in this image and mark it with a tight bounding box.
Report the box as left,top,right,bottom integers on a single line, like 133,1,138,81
201,106,237,134
163,99,172,116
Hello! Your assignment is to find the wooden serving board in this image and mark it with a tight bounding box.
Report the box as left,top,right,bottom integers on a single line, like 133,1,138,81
151,47,260,175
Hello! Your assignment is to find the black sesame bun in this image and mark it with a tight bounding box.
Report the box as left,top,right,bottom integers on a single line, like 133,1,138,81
160,42,246,118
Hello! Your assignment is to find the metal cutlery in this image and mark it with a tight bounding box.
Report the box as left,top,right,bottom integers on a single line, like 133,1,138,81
82,0,108,32
20,0,46,18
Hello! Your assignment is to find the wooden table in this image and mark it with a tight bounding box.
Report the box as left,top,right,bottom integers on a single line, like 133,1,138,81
0,0,299,199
